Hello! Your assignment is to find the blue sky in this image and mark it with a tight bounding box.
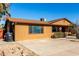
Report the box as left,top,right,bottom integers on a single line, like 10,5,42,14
10,3,79,23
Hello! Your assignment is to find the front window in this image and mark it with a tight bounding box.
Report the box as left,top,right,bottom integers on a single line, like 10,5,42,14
29,25,43,34
52,26,59,32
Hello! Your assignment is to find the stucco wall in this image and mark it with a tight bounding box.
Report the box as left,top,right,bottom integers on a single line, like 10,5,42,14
15,24,52,41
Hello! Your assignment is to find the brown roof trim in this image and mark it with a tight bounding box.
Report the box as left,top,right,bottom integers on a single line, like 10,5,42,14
48,18,74,25
7,18,52,26
6,17,74,26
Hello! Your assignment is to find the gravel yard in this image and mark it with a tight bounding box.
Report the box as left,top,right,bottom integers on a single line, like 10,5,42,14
0,41,38,56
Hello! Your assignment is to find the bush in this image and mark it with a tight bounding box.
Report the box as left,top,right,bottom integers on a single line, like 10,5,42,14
76,33,79,39
52,32,66,38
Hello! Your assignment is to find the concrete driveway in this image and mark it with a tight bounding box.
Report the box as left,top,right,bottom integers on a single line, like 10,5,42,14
17,38,79,56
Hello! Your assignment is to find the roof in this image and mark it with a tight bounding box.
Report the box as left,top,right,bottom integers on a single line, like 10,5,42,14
48,18,74,25
6,17,74,26
7,18,51,25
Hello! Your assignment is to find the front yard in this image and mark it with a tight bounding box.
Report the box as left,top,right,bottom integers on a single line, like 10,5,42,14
0,37,79,56
17,38,79,56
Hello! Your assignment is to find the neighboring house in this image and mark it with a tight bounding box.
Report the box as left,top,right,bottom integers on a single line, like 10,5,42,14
3,18,74,41
0,28,3,39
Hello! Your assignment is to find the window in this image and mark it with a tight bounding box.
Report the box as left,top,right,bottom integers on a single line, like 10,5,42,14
29,25,43,33
52,26,59,32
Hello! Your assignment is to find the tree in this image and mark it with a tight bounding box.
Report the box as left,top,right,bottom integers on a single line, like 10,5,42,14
0,3,3,19
0,3,10,28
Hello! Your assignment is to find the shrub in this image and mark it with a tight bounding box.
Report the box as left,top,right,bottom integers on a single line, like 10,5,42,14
53,32,65,38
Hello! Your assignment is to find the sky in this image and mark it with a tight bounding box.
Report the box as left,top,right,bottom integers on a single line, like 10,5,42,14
10,3,79,23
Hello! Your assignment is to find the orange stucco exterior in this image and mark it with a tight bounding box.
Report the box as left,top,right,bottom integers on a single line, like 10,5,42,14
15,24,52,41
5,18,74,41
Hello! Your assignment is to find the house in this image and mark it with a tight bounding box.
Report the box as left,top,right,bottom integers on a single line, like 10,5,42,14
3,18,74,41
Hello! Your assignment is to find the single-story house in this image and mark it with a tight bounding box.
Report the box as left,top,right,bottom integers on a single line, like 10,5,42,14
2,18,74,41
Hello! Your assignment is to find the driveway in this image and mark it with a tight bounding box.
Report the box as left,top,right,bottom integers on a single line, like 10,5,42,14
17,38,79,56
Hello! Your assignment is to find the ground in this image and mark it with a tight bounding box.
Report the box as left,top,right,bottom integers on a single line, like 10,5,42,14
0,41,38,56
0,36,79,56
17,37,79,56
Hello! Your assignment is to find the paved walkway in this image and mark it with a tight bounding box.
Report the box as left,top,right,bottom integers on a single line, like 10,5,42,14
17,38,79,56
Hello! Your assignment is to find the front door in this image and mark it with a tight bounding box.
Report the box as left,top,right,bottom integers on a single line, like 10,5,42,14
62,27,65,32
